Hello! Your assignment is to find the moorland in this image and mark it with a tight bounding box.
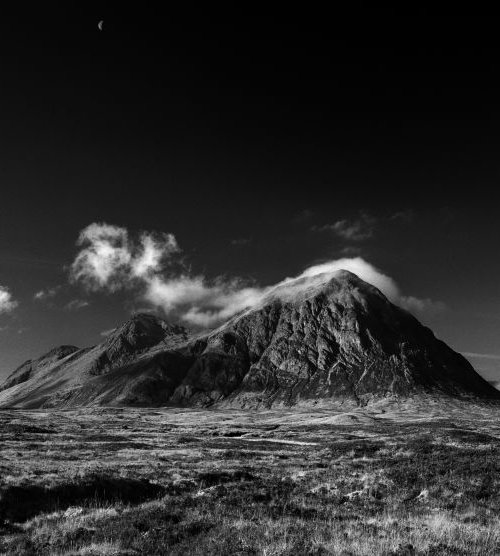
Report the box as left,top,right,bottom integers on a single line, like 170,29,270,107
1,398,500,555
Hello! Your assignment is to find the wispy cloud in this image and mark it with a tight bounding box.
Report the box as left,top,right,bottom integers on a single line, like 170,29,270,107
33,286,60,301
312,212,377,241
461,352,500,361
339,246,363,256
311,208,420,242
100,328,116,337
230,238,252,247
390,209,415,223
0,285,18,314
65,299,90,311
399,296,447,317
69,222,445,328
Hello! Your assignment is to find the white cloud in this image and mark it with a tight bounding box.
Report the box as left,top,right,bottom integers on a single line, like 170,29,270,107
131,233,179,278
141,257,445,326
65,299,90,311
70,223,179,291
285,258,400,300
33,286,60,301
0,285,18,314
143,275,263,327
70,223,445,328
400,295,447,317
70,223,132,290
313,213,376,241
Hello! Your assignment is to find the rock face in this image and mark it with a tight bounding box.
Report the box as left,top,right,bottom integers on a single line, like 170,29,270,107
0,271,498,408
89,314,188,376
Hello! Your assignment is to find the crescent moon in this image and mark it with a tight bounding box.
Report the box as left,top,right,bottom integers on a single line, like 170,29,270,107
98,20,104,31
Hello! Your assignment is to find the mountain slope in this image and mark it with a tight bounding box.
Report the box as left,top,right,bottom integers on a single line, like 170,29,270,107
0,271,498,408
0,345,81,392
0,314,189,408
169,270,498,407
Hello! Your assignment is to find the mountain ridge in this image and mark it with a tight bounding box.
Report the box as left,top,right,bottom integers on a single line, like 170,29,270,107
0,271,498,408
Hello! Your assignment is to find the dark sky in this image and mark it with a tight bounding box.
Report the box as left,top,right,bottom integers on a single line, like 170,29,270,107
0,9,500,379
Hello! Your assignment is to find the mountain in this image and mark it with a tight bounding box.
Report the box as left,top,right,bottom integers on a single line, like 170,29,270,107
0,345,81,392
0,270,498,408
0,313,190,408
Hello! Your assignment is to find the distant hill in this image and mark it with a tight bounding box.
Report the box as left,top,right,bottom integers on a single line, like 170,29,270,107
0,270,498,408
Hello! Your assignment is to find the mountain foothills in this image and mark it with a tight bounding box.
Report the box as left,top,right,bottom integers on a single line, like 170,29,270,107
0,271,498,409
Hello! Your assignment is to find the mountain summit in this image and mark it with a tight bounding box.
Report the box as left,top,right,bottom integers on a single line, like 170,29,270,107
0,271,497,408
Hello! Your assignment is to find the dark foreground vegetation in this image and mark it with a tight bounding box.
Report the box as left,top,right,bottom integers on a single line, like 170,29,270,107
1,402,500,555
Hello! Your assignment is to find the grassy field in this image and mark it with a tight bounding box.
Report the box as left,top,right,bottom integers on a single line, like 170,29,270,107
1,399,500,555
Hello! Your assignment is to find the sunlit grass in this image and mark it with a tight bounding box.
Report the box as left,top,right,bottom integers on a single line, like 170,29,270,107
1,404,500,555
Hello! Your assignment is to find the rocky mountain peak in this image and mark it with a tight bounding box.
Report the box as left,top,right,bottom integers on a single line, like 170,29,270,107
105,312,188,350
89,313,189,376
0,273,498,409
259,269,388,311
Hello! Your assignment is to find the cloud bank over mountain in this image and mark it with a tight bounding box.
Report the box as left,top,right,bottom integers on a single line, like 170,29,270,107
69,222,445,327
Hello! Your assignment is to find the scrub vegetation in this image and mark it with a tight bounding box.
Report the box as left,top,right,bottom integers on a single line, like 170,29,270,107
1,402,499,555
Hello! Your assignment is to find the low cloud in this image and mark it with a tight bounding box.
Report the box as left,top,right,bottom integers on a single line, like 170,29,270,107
461,352,500,361
400,295,447,317
339,245,363,256
0,285,18,314
144,275,263,327
69,222,445,328
284,258,399,300
313,212,376,241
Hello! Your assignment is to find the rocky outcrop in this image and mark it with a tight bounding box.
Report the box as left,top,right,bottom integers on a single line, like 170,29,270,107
0,271,498,408
89,313,188,376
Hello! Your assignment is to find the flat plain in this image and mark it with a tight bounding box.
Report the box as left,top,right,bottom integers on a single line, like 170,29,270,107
1,399,500,555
